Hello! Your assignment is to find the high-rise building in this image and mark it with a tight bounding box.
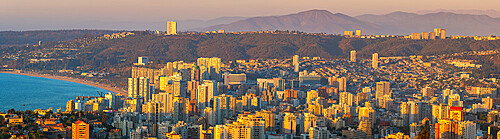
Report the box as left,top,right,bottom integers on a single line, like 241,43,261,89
197,57,222,80
401,102,410,125
197,84,209,110
350,50,356,62
328,76,337,87
307,90,319,105
303,113,317,133
421,32,430,40
440,29,446,39
293,55,300,72
355,30,361,36
72,120,90,139
66,99,75,112
358,120,372,138
309,126,329,139
237,115,265,139
273,78,286,91
429,32,436,40
422,87,434,97
372,53,379,69
449,106,463,121
344,31,354,36
411,33,421,40
214,95,230,124
167,21,177,35
409,101,419,124
435,119,458,139
338,77,347,92
375,81,390,99
434,28,446,39
227,121,251,139
255,110,275,131
458,121,476,139
283,112,297,135
359,107,375,124
214,125,228,139
131,66,164,89
128,77,151,101
339,92,356,106
197,57,222,74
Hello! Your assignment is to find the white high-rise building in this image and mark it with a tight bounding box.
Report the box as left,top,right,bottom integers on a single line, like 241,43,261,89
338,77,347,92
458,121,476,139
167,21,177,35
214,125,228,139
197,84,209,110
372,53,379,69
128,77,151,101
375,81,390,99
293,55,300,72
350,50,356,62
309,126,329,139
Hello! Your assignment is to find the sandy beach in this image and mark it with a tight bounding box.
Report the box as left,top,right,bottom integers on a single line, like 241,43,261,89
0,70,127,96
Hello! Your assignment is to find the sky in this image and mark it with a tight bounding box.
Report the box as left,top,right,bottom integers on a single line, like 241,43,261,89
0,0,499,31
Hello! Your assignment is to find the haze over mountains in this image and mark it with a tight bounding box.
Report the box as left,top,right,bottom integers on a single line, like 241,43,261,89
189,9,500,36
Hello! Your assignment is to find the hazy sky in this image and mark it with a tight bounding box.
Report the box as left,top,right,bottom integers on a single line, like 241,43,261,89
1,0,499,31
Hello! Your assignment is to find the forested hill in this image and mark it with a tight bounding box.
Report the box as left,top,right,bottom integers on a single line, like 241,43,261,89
80,32,500,64
2,32,500,74
0,30,119,46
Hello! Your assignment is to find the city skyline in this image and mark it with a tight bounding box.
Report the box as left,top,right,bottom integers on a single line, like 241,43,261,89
0,0,499,31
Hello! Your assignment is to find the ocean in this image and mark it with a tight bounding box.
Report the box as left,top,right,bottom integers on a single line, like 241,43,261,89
0,73,108,112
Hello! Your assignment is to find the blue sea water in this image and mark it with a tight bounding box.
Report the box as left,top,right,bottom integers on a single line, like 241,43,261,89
0,73,108,112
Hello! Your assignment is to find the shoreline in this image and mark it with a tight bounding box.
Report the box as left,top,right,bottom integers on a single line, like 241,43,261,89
0,70,127,96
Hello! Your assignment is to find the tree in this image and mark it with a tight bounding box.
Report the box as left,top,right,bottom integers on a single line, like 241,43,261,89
7,109,15,114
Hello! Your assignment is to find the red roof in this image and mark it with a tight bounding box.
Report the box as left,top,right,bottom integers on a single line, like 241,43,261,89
450,106,463,111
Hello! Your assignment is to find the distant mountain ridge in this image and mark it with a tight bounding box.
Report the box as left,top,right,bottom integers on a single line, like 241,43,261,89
190,9,500,36
417,9,500,18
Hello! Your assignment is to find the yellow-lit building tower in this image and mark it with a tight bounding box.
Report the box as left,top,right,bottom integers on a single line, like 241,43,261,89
167,21,177,35
72,120,90,139
350,50,356,62
293,55,300,72
227,121,251,139
256,110,275,131
237,115,265,139
440,29,446,39
372,53,379,69
283,112,297,135
355,30,361,36
344,31,354,36
66,99,75,112
338,77,347,92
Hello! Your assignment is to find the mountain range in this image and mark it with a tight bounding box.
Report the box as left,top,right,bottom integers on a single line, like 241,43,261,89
188,9,500,36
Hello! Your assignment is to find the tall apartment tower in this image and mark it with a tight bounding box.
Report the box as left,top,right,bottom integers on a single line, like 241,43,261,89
167,21,177,35
375,81,390,100
338,77,347,92
440,29,446,39
293,55,299,72
372,53,379,69
128,77,151,101
72,120,90,139
434,28,446,39
350,50,356,62
421,32,430,40
344,31,354,36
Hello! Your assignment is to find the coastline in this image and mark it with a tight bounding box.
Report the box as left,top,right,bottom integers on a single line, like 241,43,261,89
0,70,127,96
